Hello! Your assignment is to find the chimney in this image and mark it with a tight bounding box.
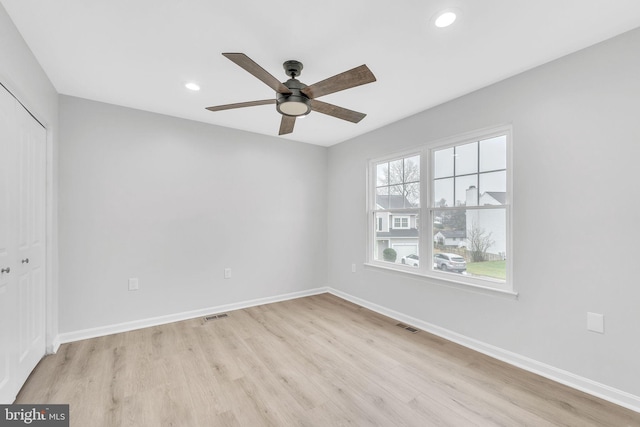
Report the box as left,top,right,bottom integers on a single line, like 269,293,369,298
466,185,478,206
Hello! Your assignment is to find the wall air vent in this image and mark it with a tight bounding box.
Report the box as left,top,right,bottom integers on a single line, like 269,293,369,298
204,313,229,321
396,323,419,334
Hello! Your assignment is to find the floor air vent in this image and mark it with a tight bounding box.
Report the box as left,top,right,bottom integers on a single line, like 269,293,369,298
396,323,419,334
205,313,229,321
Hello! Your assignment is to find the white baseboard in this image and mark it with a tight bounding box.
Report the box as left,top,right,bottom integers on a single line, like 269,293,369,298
55,287,328,347
50,336,61,354
327,287,640,414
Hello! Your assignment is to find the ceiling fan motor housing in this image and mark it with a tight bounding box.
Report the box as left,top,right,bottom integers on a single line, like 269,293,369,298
276,77,311,117
283,60,303,78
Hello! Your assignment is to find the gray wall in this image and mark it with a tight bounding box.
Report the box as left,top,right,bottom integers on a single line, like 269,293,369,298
0,5,57,123
58,96,327,332
0,3,59,349
327,27,640,398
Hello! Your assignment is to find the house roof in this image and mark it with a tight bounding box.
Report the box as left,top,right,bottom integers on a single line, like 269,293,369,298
483,192,507,205
435,230,466,238
376,194,414,210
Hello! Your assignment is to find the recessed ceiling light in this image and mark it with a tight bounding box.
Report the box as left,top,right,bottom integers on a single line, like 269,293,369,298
185,82,200,91
434,11,457,28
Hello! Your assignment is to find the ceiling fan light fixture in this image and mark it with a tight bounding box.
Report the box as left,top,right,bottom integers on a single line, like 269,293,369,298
276,92,311,117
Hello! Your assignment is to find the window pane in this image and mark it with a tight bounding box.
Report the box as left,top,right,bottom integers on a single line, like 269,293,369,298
455,175,478,206
376,187,389,209
454,141,478,175
404,155,420,183
389,185,404,209
480,136,507,172
479,171,506,205
434,178,453,207
405,182,420,207
376,162,389,186
433,209,467,274
433,208,466,233
374,212,420,268
434,147,454,178
388,159,403,185
432,208,506,281
465,208,506,281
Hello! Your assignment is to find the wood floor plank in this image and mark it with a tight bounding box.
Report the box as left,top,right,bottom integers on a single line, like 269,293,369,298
15,293,640,426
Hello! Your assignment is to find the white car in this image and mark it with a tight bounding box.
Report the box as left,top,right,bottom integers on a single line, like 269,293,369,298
400,254,419,267
434,253,467,273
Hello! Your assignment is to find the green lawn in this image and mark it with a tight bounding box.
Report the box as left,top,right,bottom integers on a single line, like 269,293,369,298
466,260,506,280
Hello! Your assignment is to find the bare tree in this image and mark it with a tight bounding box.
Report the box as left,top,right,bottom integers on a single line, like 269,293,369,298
467,223,495,262
379,157,420,206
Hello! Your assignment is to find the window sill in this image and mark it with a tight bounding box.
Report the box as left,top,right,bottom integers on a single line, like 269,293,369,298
363,262,519,299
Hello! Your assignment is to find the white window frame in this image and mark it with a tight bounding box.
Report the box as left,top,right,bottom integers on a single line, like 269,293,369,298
392,216,410,229
366,125,514,295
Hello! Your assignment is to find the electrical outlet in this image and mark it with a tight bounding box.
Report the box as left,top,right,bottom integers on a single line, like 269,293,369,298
224,268,231,279
128,278,139,291
587,312,604,333
351,263,356,273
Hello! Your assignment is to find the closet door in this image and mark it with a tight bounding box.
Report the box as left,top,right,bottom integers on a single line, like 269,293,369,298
15,100,46,393
0,85,18,404
0,85,46,404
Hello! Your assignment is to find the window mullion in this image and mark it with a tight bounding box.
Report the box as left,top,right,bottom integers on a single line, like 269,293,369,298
420,148,429,273
477,141,481,195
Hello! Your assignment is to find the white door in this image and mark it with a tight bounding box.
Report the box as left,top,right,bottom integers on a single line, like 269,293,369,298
0,84,18,404
15,101,46,392
0,86,46,404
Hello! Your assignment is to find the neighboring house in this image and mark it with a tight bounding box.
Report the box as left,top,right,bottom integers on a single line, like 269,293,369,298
375,195,419,261
434,229,466,246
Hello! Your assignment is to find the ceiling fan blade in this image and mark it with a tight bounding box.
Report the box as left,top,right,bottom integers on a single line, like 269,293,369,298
206,99,275,112
309,99,366,123
222,53,291,94
279,115,296,135
301,64,376,99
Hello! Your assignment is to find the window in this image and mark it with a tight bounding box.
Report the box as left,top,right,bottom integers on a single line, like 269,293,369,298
368,126,512,292
393,216,410,229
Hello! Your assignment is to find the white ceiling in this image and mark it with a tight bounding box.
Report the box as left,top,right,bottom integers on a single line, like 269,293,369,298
2,1,640,146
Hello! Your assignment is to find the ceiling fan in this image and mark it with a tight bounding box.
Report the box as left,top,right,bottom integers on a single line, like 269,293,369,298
206,53,376,135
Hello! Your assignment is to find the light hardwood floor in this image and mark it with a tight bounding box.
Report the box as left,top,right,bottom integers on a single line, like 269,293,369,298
16,294,640,426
